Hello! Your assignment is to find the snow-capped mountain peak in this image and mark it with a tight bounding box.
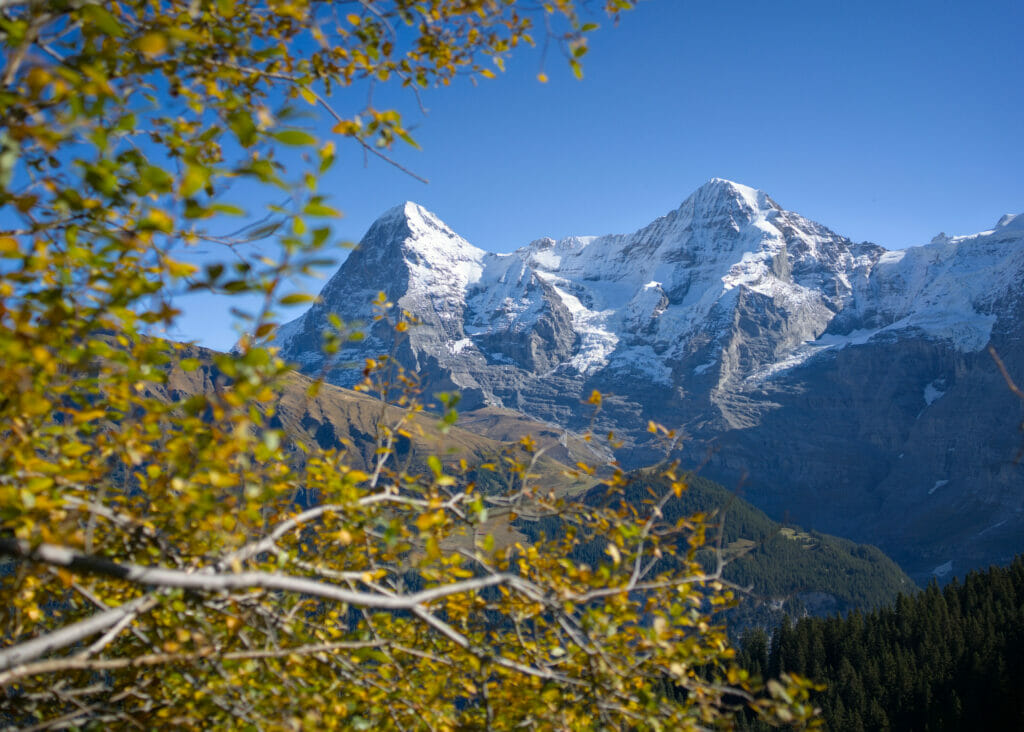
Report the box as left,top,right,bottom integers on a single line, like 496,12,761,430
688,177,773,215
278,184,1024,397
995,212,1023,231
273,187,1024,583
364,200,485,265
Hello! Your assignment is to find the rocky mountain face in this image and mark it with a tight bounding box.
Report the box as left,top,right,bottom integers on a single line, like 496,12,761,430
277,179,1024,582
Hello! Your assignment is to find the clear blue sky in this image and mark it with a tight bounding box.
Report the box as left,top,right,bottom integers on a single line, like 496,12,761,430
177,0,1024,349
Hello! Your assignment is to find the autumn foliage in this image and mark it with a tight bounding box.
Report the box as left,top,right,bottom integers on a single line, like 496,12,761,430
0,1,819,728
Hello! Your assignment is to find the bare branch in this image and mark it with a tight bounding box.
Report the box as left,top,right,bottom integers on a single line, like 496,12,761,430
0,536,518,610
989,345,1024,400
0,640,384,686
0,595,158,673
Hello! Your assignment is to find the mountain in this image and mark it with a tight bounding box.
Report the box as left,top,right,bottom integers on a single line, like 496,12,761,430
160,344,913,623
276,180,1024,582
151,342,910,622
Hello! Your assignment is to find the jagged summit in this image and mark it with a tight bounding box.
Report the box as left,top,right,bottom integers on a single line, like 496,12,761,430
281,180,1020,386
690,177,766,208
375,200,455,236
371,180,777,262
995,212,1023,231
279,180,1024,380
675,178,782,221
355,200,486,274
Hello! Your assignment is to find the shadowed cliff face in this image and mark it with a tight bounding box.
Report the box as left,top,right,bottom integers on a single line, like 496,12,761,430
276,181,1024,581
694,334,1024,582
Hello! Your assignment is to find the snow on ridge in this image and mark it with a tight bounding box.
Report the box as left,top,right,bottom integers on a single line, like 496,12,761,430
549,283,618,374
388,203,487,300
702,177,763,212
852,217,1024,353
996,213,1023,230
316,193,1024,382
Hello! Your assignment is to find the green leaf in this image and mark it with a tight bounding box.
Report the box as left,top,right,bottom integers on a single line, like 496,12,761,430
227,110,259,148
279,293,317,306
311,227,331,247
81,5,125,37
181,163,210,198
427,455,443,479
396,129,421,150
272,130,317,146
303,202,341,218
210,203,245,216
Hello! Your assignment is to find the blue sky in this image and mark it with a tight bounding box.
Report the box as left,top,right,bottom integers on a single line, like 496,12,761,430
177,0,1024,349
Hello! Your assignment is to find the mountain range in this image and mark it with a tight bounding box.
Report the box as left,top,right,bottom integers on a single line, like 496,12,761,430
276,179,1024,582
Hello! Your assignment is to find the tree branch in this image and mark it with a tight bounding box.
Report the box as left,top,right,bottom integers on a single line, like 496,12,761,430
0,595,158,673
989,345,1024,401
0,537,516,611
0,640,383,686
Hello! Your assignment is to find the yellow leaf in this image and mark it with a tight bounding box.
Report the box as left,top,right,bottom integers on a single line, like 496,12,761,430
73,409,107,423
537,72,549,83
137,32,168,59
57,569,74,588
167,259,198,278
207,471,238,488
0,236,19,255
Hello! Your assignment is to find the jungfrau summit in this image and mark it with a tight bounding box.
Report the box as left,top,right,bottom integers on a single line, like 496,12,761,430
277,179,1024,582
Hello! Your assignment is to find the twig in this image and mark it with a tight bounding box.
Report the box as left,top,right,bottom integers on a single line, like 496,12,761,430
0,536,519,611
0,595,158,672
989,345,1024,400
0,640,383,686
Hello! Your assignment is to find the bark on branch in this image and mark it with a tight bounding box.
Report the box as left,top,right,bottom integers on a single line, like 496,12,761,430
0,595,158,673
0,538,515,608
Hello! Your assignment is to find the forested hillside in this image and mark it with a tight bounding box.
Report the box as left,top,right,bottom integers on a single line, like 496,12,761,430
739,557,1024,730
517,470,913,629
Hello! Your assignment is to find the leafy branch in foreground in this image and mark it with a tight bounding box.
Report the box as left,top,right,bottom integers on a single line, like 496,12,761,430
0,337,822,728
1,1,821,728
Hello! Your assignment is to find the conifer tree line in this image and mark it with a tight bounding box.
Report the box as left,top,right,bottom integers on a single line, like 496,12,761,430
737,557,1024,730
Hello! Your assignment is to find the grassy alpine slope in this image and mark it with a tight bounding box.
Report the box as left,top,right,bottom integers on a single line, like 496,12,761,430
169,343,914,624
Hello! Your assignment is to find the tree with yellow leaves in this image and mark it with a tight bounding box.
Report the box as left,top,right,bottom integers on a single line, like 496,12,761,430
0,1,820,728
